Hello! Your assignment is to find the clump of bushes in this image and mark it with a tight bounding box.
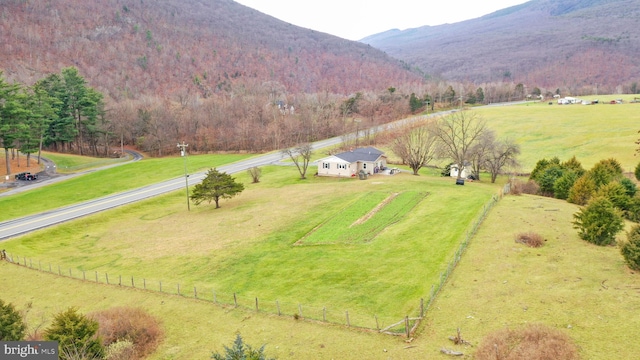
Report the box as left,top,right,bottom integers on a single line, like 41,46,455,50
508,178,539,195
474,324,579,360
91,307,163,360
515,232,545,247
621,225,640,271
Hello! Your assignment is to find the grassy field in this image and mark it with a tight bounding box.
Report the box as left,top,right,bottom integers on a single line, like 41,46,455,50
1,165,500,328
2,193,638,359
475,98,640,173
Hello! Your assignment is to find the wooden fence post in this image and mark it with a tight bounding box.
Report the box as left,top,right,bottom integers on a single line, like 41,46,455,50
375,315,380,330
159,281,162,292
106,273,109,284
276,301,280,316
69,269,72,277
255,297,259,312
346,311,350,327
58,265,61,276
95,271,98,282
131,277,134,287
420,298,425,318
49,263,52,272
194,287,197,298
119,275,122,286
405,316,410,338
323,307,327,322
143,278,146,290
298,304,303,318
83,271,86,281
234,293,238,307
177,283,181,295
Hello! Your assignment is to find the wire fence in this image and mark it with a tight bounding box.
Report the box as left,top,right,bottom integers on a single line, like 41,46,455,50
1,183,510,337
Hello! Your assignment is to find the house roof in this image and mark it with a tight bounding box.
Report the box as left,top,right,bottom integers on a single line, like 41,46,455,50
334,147,385,163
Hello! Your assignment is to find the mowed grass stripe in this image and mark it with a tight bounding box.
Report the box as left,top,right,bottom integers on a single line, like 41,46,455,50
299,191,428,245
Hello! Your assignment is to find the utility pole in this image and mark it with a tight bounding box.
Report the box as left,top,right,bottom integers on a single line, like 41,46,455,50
177,141,190,211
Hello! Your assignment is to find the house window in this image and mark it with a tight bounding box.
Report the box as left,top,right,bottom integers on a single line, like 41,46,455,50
337,164,347,170
322,163,330,169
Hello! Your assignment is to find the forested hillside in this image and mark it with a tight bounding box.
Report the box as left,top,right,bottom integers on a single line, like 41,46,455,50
0,0,428,157
362,0,640,94
0,0,420,99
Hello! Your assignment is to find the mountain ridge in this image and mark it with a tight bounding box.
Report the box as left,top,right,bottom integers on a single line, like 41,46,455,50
361,0,640,92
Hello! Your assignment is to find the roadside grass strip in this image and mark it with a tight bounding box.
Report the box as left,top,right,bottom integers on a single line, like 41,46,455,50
298,191,428,245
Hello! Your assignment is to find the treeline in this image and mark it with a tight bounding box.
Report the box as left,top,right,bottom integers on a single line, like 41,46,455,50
0,68,105,174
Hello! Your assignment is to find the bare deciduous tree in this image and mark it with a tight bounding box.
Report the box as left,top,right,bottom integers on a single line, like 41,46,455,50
469,130,497,181
281,143,313,179
484,139,521,183
433,111,486,180
391,121,438,175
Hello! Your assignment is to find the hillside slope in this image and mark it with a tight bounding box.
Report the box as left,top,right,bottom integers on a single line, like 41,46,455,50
0,0,421,100
362,0,640,92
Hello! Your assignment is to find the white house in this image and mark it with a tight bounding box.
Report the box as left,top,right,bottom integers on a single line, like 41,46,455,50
316,147,388,178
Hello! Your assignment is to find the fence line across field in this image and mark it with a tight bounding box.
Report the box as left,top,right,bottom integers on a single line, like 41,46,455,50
2,184,509,337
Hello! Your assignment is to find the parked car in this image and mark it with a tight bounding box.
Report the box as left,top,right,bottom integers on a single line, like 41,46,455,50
15,172,38,181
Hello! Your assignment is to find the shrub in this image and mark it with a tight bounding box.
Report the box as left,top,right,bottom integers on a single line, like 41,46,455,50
0,299,26,341
561,156,585,177
567,175,596,205
620,177,637,197
589,158,623,189
596,181,630,211
92,307,163,359
508,178,539,196
529,157,560,183
211,334,275,360
635,161,640,181
573,196,624,246
44,307,104,360
474,324,579,360
621,225,640,271
538,165,564,196
515,232,545,247
105,340,135,360
553,171,578,200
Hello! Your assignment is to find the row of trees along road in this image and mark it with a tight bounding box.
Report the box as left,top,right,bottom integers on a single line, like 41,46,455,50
391,111,520,181
0,68,104,175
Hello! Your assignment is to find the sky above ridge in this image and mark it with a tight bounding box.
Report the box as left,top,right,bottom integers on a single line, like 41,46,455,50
235,0,530,40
